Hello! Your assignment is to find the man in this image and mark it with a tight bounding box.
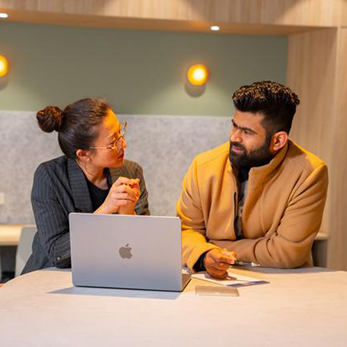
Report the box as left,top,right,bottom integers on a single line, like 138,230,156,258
177,81,328,279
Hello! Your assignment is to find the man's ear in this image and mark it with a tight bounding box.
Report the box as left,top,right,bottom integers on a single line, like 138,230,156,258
270,131,288,153
76,149,92,163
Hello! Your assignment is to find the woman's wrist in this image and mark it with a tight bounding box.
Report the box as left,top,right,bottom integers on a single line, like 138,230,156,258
94,204,116,215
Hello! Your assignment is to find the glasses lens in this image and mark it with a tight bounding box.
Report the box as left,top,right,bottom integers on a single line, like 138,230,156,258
121,121,127,137
114,122,126,149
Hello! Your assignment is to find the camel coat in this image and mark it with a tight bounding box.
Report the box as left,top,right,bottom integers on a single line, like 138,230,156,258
177,140,328,271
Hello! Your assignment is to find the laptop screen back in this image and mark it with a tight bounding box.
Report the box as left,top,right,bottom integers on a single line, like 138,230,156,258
69,213,187,291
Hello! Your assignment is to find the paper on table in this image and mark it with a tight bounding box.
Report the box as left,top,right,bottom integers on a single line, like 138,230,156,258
193,269,269,287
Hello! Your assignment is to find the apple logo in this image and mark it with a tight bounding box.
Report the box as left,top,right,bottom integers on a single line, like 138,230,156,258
119,243,133,259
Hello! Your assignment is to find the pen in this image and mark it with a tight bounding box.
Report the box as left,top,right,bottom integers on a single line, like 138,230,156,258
233,260,260,267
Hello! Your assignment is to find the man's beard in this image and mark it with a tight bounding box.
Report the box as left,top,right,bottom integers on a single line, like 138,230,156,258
229,135,275,170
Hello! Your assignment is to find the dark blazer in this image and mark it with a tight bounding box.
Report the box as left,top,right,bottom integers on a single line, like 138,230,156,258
22,156,149,274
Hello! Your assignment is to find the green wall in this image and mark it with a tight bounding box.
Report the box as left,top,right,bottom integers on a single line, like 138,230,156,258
0,22,287,116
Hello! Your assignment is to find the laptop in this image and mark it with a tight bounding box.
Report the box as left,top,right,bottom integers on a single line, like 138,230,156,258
69,213,191,292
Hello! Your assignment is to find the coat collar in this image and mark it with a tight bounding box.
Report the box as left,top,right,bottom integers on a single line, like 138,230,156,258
228,140,290,190
248,141,289,189
67,158,93,213
67,159,114,212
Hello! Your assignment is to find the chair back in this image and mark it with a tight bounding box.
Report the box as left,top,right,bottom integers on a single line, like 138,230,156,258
15,225,36,277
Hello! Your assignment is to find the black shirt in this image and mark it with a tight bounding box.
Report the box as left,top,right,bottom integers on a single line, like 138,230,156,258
86,178,110,211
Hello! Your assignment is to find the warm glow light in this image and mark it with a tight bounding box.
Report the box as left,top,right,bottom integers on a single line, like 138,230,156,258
0,13,9,18
0,55,9,77
187,64,209,86
211,26,220,31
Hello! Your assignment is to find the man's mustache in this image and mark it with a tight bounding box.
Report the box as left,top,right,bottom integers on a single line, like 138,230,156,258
230,142,246,151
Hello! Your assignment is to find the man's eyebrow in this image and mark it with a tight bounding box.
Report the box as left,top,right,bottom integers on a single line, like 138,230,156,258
231,119,258,134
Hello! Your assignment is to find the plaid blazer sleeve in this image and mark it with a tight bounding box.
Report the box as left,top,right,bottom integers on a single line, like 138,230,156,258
133,163,150,216
31,163,72,268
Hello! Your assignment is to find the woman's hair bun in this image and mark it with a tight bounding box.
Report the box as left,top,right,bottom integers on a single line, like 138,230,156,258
36,106,64,133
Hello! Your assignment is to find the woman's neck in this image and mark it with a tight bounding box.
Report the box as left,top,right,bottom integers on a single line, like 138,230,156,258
76,160,108,189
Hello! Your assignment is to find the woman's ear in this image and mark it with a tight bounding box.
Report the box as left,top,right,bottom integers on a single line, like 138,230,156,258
76,149,92,162
270,131,288,153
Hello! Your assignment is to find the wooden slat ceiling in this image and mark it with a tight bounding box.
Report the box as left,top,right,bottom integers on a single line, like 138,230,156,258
0,0,343,35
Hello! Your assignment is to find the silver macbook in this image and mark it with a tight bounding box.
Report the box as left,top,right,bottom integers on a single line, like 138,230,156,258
69,213,191,292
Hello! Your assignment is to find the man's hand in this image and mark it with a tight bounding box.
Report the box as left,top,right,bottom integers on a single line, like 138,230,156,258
95,177,140,215
204,249,237,279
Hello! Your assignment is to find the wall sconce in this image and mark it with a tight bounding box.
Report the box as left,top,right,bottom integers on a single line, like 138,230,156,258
187,64,209,86
0,55,9,77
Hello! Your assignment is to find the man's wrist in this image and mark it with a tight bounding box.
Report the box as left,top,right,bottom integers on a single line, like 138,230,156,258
193,251,208,272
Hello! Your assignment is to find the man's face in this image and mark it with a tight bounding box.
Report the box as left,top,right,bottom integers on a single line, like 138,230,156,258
229,110,274,169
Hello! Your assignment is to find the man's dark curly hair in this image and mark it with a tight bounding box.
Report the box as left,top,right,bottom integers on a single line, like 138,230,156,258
232,81,300,134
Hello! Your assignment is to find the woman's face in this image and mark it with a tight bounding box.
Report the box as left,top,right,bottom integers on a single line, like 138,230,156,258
89,109,127,169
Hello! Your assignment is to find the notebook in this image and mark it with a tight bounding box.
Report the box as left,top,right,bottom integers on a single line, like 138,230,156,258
69,213,191,292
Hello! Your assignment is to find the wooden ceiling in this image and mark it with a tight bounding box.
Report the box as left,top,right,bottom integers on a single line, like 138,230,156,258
0,0,345,35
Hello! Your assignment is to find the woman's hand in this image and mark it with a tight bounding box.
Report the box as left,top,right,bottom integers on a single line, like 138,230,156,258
95,177,140,215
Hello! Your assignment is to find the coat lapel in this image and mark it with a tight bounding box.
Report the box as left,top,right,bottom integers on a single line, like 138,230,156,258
67,159,93,213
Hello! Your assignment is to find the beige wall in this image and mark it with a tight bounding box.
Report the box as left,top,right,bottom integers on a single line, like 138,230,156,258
287,26,347,270
286,28,337,238
342,0,347,26
328,28,347,269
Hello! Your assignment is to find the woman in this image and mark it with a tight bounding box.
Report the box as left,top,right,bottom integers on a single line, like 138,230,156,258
22,98,149,274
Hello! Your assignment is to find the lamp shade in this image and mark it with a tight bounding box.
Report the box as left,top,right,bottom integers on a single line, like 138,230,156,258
187,64,209,86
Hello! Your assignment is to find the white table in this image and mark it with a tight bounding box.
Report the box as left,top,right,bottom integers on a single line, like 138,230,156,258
0,267,347,346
